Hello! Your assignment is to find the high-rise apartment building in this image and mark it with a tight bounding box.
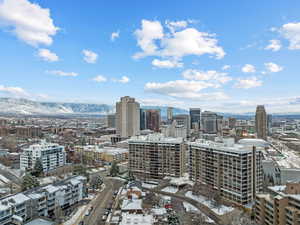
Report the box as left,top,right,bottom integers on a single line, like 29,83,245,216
228,117,237,129
189,108,201,130
116,96,140,138
146,109,161,132
20,141,66,172
189,140,263,205
129,134,186,180
255,105,267,140
201,111,218,134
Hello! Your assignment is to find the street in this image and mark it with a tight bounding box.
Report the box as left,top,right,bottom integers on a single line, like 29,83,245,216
73,177,123,225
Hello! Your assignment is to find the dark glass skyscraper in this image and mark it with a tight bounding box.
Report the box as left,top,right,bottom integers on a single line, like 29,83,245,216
189,108,201,130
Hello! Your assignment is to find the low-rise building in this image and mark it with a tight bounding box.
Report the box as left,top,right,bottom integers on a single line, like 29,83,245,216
0,176,86,225
20,141,66,173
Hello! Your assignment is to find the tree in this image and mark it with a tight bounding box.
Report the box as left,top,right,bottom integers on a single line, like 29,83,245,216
32,159,44,177
190,213,206,225
110,161,119,177
21,173,40,191
73,164,87,175
90,175,103,191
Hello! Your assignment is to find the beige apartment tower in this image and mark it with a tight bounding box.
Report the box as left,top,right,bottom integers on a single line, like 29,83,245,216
189,141,263,205
255,105,267,140
129,134,185,181
116,96,140,138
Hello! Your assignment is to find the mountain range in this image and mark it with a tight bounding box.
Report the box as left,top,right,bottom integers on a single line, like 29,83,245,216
0,97,300,119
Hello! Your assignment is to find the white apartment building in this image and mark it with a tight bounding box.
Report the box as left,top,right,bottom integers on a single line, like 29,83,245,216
189,139,263,205
0,176,86,225
20,141,66,173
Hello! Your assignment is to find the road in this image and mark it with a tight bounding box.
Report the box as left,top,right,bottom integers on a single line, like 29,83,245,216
74,177,124,225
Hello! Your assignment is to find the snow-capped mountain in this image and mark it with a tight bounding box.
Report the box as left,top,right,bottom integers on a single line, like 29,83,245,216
0,98,114,115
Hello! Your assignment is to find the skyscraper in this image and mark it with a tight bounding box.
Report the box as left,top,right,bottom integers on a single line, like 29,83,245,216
167,107,173,121
189,108,201,130
116,96,140,138
140,109,147,130
201,111,218,134
267,114,272,136
146,109,161,132
173,114,190,137
255,105,267,140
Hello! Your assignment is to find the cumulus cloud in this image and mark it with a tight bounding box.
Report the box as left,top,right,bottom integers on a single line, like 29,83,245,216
280,22,300,50
264,62,283,73
92,75,107,83
242,64,256,73
152,59,183,68
182,69,232,84
0,0,58,46
46,70,78,77
234,77,262,89
133,20,164,59
37,48,59,62
165,20,188,33
133,19,225,61
265,40,281,51
144,80,228,101
82,49,98,64
113,76,130,83
222,65,231,70
0,85,29,97
111,31,119,41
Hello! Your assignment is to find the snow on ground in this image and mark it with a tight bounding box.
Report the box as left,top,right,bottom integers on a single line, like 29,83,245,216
63,205,87,225
277,147,300,168
167,173,194,187
161,186,178,194
183,202,214,223
185,191,234,215
142,182,158,189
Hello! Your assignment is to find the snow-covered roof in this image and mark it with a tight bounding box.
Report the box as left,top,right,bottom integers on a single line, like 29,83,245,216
43,185,60,193
238,138,269,147
151,208,167,216
129,134,183,144
119,213,154,225
121,199,143,211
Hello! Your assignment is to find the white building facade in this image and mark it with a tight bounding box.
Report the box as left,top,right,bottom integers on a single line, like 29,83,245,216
20,142,66,173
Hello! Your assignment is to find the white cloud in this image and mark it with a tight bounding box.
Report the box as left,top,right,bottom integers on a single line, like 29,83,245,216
140,98,184,107
0,0,58,46
0,85,29,97
111,31,119,41
182,69,232,84
93,75,107,83
165,20,188,33
264,62,283,73
133,20,164,59
241,64,256,73
82,49,98,64
265,40,281,51
280,22,300,50
46,70,78,77
37,48,58,62
234,77,262,89
152,59,183,68
113,76,130,83
222,65,231,70
144,80,228,101
133,19,225,61
161,28,225,59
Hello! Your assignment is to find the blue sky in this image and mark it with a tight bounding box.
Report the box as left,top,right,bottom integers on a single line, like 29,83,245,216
0,0,300,113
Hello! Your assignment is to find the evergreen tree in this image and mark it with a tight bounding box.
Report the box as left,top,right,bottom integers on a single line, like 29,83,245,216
21,173,40,191
110,161,119,177
32,159,44,177
90,175,103,191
